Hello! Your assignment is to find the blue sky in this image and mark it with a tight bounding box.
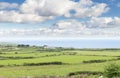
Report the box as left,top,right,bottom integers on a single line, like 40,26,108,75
0,0,120,39
0,0,25,4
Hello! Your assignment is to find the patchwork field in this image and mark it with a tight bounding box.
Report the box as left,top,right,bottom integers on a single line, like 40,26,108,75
0,45,120,78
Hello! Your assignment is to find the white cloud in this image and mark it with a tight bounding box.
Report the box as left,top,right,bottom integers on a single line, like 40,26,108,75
0,2,19,10
87,17,120,28
0,0,109,23
74,0,109,18
0,11,53,23
54,20,85,30
1,17,120,38
20,0,75,16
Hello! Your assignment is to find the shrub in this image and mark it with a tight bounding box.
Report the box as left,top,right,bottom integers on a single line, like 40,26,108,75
23,62,64,66
104,63,120,78
0,65,4,67
68,71,103,76
15,52,18,54
83,60,107,63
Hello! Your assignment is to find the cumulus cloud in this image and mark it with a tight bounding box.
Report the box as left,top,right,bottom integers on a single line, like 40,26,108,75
73,0,109,18
53,20,85,30
0,11,53,23
0,2,19,10
0,0,109,23
87,17,120,28
1,17,120,38
20,0,75,16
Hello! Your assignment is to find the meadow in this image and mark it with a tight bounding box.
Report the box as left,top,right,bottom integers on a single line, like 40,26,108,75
0,45,120,78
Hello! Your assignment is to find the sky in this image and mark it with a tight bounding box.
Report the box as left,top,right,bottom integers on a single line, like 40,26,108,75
0,0,120,39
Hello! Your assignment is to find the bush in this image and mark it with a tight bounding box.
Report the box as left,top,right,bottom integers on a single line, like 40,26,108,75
15,52,18,54
68,71,103,76
104,63,120,78
23,62,64,66
83,60,107,63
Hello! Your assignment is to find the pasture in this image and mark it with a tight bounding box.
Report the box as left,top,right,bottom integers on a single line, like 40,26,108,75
0,45,120,78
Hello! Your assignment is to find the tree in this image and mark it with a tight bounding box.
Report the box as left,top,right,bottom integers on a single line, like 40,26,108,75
17,44,30,47
104,63,120,78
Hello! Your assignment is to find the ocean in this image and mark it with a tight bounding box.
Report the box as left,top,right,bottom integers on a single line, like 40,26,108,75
1,38,120,48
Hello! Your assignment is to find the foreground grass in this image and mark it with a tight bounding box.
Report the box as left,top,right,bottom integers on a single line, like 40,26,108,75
0,60,120,77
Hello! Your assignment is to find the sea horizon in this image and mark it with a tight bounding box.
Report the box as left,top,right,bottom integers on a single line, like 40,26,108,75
1,38,120,49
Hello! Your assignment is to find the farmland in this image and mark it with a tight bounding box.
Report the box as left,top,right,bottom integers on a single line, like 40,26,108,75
0,45,120,78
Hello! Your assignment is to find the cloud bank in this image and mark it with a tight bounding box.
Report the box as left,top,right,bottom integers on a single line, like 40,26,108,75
0,0,120,38
1,17,120,38
0,0,109,23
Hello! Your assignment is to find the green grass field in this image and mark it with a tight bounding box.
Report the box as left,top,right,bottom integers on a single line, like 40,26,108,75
0,46,120,77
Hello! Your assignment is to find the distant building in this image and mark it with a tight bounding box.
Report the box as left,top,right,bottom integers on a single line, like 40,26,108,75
43,45,55,49
43,45,48,49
